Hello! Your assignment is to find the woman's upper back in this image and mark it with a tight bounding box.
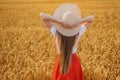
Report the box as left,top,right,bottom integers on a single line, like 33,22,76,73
51,24,86,54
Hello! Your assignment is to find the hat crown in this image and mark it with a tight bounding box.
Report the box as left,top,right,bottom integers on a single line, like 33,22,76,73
62,11,78,25
53,3,82,36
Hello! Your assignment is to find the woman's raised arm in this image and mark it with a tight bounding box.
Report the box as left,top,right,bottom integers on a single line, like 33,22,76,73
40,13,68,29
80,16,94,23
73,16,94,27
40,13,54,29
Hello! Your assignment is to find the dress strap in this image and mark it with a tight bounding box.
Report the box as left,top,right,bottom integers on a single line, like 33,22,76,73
78,25,86,39
51,26,57,37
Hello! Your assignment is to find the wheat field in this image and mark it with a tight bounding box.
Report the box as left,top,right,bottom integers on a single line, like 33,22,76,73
0,0,120,80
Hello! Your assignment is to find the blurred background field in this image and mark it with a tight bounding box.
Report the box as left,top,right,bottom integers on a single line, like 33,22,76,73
0,0,120,80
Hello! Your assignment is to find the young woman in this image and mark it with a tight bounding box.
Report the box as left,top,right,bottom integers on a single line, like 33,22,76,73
40,4,94,80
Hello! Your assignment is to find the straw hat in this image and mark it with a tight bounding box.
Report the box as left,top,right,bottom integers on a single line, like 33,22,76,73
53,3,82,36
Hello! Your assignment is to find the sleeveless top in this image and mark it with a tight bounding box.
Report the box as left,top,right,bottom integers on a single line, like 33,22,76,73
51,25,86,54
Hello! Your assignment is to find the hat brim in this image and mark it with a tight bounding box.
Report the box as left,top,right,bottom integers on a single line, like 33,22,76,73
53,23,81,36
53,3,81,19
53,3,81,36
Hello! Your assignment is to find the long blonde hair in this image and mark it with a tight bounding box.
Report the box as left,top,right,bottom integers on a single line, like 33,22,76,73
57,31,78,74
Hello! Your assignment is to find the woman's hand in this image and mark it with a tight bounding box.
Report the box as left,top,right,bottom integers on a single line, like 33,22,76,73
40,13,45,20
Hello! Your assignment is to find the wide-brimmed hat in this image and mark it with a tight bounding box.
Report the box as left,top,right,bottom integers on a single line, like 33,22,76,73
53,3,82,36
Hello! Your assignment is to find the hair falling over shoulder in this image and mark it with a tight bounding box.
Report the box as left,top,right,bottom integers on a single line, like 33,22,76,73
56,31,78,74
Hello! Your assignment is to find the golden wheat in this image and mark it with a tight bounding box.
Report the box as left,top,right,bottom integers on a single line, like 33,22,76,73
0,0,120,80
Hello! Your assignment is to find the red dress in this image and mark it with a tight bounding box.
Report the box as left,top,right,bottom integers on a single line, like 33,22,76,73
52,53,83,80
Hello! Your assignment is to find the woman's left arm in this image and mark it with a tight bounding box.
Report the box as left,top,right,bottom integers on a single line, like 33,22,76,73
40,13,67,27
40,13,56,29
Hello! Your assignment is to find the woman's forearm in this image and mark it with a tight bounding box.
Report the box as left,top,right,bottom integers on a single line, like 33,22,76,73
83,16,94,23
40,12,69,28
40,13,62,23
77,16,94,24
82,16,94,23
